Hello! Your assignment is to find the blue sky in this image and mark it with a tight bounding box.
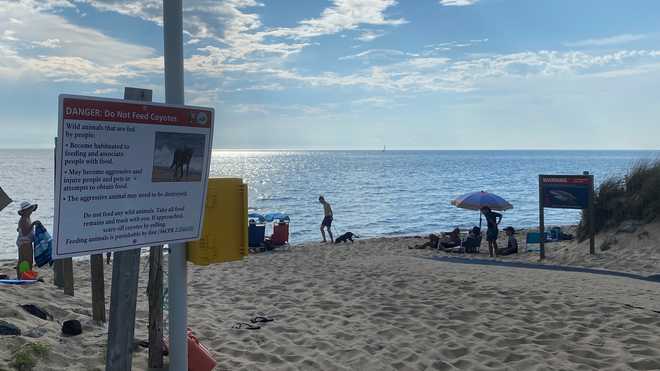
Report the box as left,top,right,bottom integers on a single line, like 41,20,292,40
1,0,660,149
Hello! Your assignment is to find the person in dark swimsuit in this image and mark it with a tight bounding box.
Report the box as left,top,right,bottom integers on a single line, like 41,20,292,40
319,196,334,243
481,206,502,257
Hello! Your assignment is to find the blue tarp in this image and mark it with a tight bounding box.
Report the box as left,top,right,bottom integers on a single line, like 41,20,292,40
248,213,266,223
248,212,290,222
264,212,290,222
427,256,660,283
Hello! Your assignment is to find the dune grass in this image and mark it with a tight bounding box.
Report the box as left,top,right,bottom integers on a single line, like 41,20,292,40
578,159,660,240
11,342,50,371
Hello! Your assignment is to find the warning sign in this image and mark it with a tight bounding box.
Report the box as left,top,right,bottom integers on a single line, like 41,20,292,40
53,95,214,258
540,175,593,209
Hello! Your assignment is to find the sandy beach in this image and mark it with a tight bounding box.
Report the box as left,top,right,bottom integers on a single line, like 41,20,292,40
1,224,660,370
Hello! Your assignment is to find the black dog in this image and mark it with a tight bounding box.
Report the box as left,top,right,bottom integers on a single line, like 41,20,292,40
334,232,359,243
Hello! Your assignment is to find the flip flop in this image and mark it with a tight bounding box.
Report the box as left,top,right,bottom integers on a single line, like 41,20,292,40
250,316,274,324
232,322,261,330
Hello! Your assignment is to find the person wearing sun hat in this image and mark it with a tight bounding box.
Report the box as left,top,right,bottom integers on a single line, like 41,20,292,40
16,201,39,278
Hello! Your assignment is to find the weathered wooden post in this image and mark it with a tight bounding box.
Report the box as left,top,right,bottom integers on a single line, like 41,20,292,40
90,254,106,322
105,87,152,371
538,175,545,261
147,245,164,369
54,137,74,295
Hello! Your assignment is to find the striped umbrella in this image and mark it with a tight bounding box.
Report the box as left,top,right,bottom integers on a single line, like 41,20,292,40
451,191,513,227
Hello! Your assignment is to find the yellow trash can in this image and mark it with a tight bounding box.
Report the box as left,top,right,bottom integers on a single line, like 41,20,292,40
187,178,248,265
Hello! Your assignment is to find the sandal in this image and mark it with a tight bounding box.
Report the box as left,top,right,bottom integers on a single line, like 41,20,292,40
250,316,274,323
232,322,261,330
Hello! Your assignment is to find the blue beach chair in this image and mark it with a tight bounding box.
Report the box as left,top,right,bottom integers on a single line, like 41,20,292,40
525,232,549,253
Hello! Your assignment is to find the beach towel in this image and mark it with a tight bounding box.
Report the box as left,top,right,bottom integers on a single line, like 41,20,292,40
0,279,38,285
33,222,53,268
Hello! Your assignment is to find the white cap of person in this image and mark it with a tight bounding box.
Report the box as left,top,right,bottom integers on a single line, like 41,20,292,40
18,201,38,215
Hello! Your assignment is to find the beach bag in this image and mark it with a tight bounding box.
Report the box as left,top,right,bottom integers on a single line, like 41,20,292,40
33,222,53,268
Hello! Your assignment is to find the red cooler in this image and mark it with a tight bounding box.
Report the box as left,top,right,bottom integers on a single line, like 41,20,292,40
271,222,289,245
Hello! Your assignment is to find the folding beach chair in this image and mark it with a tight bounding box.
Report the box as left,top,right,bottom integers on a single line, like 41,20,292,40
525,232,549,253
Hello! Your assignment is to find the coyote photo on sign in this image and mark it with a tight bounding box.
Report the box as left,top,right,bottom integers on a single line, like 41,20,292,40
152,132,206,182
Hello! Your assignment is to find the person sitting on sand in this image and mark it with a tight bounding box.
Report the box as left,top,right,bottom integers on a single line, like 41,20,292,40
481,206,502,257
440,228,461,249
410,228,460,250
496,226,518,256
16,201,39,278
409,233,441,249
319,196,334,243
461,226,482,253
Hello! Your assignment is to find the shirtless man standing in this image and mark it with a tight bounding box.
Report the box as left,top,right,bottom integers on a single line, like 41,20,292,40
319,196,334,243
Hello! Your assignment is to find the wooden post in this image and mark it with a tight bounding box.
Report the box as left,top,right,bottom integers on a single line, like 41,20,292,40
105,87,152,371
588,174,595,255
539,175,545,261
90,254,106,322
54,137,75,295
106,249,141,370
52,255,74,295
53,260,64,288
147,246,164,369
62,258,74,296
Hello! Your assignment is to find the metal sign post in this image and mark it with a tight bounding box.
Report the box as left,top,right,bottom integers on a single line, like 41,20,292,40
163,0,189,369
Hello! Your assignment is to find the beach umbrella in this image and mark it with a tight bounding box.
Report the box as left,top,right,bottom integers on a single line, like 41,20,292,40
451,191,513,227
451,191,513,211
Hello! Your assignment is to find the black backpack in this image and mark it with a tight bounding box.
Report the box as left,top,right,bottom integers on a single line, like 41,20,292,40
62,320,82,336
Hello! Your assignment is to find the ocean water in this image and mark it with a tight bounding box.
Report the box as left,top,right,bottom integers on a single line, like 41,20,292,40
0,149,657,259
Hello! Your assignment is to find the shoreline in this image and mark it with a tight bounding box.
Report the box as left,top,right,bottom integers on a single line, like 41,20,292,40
0,221,654,275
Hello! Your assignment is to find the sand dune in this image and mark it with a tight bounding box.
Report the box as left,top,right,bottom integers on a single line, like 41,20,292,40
1,233,660,370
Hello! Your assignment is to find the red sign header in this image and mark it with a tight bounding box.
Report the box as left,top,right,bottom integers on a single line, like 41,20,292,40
62,98,212,128
541,176,592,185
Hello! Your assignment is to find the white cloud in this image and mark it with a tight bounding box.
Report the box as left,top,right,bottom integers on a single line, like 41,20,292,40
0,1,158,84
31,38,61,48
339,49,414,61
232,103,270,115
439,0,480,6
421,39,488,56
76,0,405,72
236,83,286,91
357,30,386,42
564,34,648,48
92,87,118,95
264,0,405,39
270,49,660,93
2,30,18,41
351,96,397,108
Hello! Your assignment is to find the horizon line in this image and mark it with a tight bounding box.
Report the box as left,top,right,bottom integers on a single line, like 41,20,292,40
1,147,660,151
